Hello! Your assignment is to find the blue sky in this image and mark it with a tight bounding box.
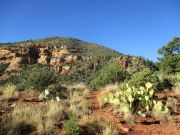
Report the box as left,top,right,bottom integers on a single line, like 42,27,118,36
0,0,180,61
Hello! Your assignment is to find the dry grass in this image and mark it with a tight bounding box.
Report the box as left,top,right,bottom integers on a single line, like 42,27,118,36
0,83,91,135
20,89,40,98
0,83,122,135
167,97,177,112
79,115,92,126
44,100,63,121
1,84,19,100
1,100,64,135
102,123,119,135
67,83,90,97
67,84,91,117
101,84,118,92
79,118,119,135
98,84,118,108
123,112,135,125
69,90,91,117
174,84,180,96
152,108,172,123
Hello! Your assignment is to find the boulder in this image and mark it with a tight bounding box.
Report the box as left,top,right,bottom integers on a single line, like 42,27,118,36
50,57,57,65
38,48,51,64
38,54,48,64
50,57,64,66
0,49,11,56
6,55,30,71
64,55,73,63
6,59,21,71
61,49,70,55
52,48,70,58
64,55,80,63
52,50,63,58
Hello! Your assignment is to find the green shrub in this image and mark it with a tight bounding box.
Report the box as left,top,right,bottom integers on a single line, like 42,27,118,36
164,73,180,86
63,113,80,135
157,37,180,74
90,62,129,89
121,68,160,91
158,78,172,91
0,63,9,75
158,73,180,90
14,65,58,91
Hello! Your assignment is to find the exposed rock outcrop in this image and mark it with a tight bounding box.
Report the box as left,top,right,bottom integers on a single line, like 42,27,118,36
0,45,81,75
0,48,11,56
0,48,14,63
6,52,31,71
50,57,64,66
116,55,129,69
64,55,81,63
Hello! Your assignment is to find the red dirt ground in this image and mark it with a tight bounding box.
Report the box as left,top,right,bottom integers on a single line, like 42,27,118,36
89,90,180,135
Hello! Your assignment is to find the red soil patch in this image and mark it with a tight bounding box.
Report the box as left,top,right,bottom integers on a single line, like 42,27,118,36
89,90,180,135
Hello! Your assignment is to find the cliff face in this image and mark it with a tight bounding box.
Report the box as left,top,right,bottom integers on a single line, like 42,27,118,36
0,45,82,74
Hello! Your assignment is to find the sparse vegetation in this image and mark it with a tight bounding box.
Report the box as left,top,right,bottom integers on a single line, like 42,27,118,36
152,101,172,123
120,68,160,91
102,123,119,135
0,36,180,134
13,65,58,91
68,84,91,117
0,100,64,135
98,84,118,108
0,84,19,100
63,113,81,135
90,62,129,89
0,63,9,75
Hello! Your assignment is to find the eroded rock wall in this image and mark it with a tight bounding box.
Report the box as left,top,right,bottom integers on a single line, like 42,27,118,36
0,45,81,74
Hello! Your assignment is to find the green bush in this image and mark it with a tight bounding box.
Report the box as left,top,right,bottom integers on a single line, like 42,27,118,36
158,73,180,90
63,113,80,135
121,68,160,91
164,73,180,86
14,64,58,91
158,37,180,74
0,63,9,75
90,62,129,89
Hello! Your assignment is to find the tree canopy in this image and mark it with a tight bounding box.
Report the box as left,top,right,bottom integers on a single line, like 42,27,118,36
158,37,180,74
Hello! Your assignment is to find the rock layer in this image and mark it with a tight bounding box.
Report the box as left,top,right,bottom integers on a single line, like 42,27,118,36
0,45,80,74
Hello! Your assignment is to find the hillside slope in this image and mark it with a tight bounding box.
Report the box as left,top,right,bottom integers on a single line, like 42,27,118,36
0,37,154,84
